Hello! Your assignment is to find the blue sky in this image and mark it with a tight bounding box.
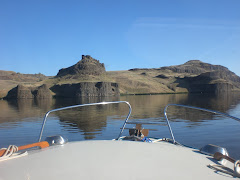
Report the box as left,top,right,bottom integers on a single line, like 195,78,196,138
0,0,240,76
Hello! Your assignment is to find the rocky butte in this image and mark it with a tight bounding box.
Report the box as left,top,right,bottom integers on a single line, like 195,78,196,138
56,55,106,78
51,55,119,97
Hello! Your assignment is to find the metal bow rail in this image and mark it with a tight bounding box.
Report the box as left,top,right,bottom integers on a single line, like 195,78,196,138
38,101,132,142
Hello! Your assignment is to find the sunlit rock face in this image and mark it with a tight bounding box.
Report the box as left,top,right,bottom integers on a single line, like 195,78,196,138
56,55,106,77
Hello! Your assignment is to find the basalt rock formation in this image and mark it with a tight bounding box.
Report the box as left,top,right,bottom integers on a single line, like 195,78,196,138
51,82,119,97
6,85,34,99
56,55,106,77
34,84,52,99
181,70,236,93
53,55,119,97
5,84,52,99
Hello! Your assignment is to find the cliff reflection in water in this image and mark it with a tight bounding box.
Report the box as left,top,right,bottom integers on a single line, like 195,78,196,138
121,93,240,124
55,97,123,140
0,98,53,125
53,93,240,139
166,93,240,127
1,93,240,140
55,98,125,140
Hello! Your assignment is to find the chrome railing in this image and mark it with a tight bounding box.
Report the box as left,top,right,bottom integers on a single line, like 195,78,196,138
38,101,132,142
164,104,240,144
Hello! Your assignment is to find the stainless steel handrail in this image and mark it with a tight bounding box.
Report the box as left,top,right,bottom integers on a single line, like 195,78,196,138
164,104,240,144
38,101,132,142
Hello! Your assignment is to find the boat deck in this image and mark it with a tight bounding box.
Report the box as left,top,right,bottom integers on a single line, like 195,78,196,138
0,140,234,180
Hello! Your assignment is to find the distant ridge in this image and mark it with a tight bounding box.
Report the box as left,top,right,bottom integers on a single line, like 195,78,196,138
129,60,228,74
0,70,47,82
160,60,228,74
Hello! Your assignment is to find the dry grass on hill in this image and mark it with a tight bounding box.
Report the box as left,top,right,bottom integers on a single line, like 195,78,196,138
107,71,176,94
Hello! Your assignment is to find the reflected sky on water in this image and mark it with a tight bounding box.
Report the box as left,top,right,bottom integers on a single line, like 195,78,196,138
0,93,240,158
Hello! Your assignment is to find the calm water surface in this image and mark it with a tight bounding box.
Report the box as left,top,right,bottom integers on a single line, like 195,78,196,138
0,93,240,159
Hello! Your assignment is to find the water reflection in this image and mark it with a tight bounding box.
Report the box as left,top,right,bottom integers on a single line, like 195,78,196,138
56,106,110,140
0,99,53,124
121,94,189,119
1,93,240,128
1,93,240,126
186,93,240,113
0,93,240,158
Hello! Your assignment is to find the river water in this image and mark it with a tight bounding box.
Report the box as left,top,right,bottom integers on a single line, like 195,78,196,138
0,93,240,159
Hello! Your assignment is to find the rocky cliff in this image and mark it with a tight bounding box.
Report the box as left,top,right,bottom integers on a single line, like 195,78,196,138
5,84,52,99
179,70,237,93
56,55,106,77
51,82,119,97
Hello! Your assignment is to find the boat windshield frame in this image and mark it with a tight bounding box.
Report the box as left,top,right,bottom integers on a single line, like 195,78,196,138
38,101,132,142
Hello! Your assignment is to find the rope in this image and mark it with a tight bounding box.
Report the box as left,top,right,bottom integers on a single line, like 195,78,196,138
0,145,28,162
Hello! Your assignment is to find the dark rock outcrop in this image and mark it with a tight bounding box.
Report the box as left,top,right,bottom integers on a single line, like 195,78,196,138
34,84,52,99
186,70,236,84
51,82,119,97
187,83,233,94
129,68,151,71
5,84,52,99
17,85,33,99
177,70,236,93
155,74,168,79
198,71,240,86
56,55,106,77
